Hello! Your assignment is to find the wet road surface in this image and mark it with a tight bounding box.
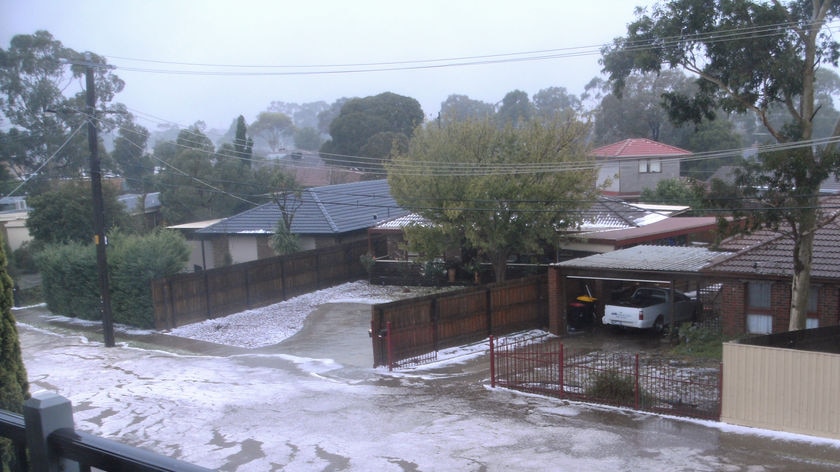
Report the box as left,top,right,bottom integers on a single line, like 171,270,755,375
16,303,840,471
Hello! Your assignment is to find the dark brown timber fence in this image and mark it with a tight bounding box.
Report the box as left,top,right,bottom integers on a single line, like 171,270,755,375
489,333,722,420
152,238,383,329
370,274,548,369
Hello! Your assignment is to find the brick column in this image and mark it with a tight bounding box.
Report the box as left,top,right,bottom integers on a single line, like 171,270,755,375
547,267,566,335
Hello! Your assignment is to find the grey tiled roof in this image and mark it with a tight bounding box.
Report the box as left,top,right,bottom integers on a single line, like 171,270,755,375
704,220,840,279
556,245,731,272
197,179,408,236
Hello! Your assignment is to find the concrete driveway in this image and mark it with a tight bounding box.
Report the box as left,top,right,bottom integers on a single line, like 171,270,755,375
16,302,840,471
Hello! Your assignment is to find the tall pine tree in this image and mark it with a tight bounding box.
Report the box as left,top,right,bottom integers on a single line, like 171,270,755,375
0,236,29,471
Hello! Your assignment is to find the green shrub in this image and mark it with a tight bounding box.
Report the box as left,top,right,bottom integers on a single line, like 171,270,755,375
34,230,189,328
586,369,637,405
109,229,190,328
35,242,100,319
672,322,724,360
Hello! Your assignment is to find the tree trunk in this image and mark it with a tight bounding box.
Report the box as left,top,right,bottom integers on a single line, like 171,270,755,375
789,205,817,331
491,252,508,283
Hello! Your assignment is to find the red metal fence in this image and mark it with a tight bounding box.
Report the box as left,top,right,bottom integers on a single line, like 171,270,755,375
490,333,722,420
371,275,548,369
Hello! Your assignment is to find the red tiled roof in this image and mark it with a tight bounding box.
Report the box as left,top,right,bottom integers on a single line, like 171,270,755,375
590,138,692,158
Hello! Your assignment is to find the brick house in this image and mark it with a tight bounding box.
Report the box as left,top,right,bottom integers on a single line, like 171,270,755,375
702,219,840,337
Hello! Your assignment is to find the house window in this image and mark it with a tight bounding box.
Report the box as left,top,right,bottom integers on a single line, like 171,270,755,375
639,158,662,173
808,286,818,313
747,281,772,309
806,318,819,329
747,314,773,334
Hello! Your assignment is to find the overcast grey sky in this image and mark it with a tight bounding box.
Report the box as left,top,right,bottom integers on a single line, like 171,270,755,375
2,0,644,130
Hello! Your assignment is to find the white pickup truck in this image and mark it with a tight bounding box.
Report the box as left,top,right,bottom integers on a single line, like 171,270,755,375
602,287,701,333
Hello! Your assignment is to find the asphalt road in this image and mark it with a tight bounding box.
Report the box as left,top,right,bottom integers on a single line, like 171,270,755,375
16,303,840,471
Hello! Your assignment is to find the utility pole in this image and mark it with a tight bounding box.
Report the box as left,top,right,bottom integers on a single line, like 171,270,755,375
82,55,116,347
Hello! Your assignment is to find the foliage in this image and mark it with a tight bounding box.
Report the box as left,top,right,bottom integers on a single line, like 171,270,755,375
639,178,707,212
600,0,840,331
532,86,581,122
320,92,424,171
270,219,301,255
35,230,189,327
0,236,28,472
26,180,133,245
108,229,190,328
672,323,724,360
438,94,495,125
250,111,293,152
35,242,100,318
388,118,599,282
586,369,637,404
495,90,533,127
0,30,125,184
294,126,323,150
112,118,154,192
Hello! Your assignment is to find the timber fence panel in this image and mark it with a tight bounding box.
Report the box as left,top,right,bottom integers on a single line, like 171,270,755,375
436,289,490,349
152,239,377,329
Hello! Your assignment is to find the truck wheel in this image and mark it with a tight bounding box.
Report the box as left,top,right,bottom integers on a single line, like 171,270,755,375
653,316,666,335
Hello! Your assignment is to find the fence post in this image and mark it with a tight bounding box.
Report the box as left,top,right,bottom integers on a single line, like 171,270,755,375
489,335,495,388
386,321,393,372
634,354,640,410
558,343,564,399
23,391,80,472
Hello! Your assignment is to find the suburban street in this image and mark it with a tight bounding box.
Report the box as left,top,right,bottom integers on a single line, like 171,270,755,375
15,298,840,471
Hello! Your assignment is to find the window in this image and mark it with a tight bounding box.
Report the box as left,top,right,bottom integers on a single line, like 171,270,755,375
747,314,773,334
639,158,662,173
806,318,819,329
808,286,818,313
748,281,772,308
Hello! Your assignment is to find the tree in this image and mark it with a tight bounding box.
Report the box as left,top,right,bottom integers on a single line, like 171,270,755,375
0,236,28,472
26,180,131,245
232,115,254,165
0,31,125,184
601,0,840,331
533,86,581,122
267,168,302,255
112,117,154,192
250,111,293,153
495,90,533,127
320,92,424,172
438,94,495,125
640,178,707,211
387,118,599,282
294,126,323,150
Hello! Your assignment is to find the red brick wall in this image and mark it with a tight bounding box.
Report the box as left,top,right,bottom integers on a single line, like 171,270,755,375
721,280,840,336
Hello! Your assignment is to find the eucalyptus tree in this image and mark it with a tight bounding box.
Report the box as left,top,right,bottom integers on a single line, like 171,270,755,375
0,30,125,188
601,0,840,331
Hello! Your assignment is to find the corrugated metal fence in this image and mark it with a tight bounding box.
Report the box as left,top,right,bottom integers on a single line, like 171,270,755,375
370,275,548,368
490,333,722,420
151,238,382,329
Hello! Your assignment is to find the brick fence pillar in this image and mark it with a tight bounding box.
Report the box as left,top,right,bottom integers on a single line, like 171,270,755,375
547,267,566,335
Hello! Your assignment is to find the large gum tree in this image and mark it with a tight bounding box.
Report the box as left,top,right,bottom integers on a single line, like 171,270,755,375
601,0,840,331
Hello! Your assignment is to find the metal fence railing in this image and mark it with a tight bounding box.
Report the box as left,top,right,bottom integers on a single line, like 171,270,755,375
490,334,722,420
1,391,211,472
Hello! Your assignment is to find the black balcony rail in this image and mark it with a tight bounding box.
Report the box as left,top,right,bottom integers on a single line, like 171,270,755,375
1,391,212,472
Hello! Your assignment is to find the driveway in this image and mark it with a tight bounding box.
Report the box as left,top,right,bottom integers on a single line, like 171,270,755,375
16,302,840,471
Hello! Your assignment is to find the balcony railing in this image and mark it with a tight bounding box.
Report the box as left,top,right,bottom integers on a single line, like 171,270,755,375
0,391,211,472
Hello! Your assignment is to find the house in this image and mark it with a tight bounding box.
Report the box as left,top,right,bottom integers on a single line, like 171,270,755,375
702,217,840,337
185,179,409,269
560,196,718,256
591,138,690,200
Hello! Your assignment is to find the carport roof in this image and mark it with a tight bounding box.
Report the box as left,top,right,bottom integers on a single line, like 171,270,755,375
554,245,732,273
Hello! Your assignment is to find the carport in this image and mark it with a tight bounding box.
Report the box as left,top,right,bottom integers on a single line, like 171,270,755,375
547,245,733,335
